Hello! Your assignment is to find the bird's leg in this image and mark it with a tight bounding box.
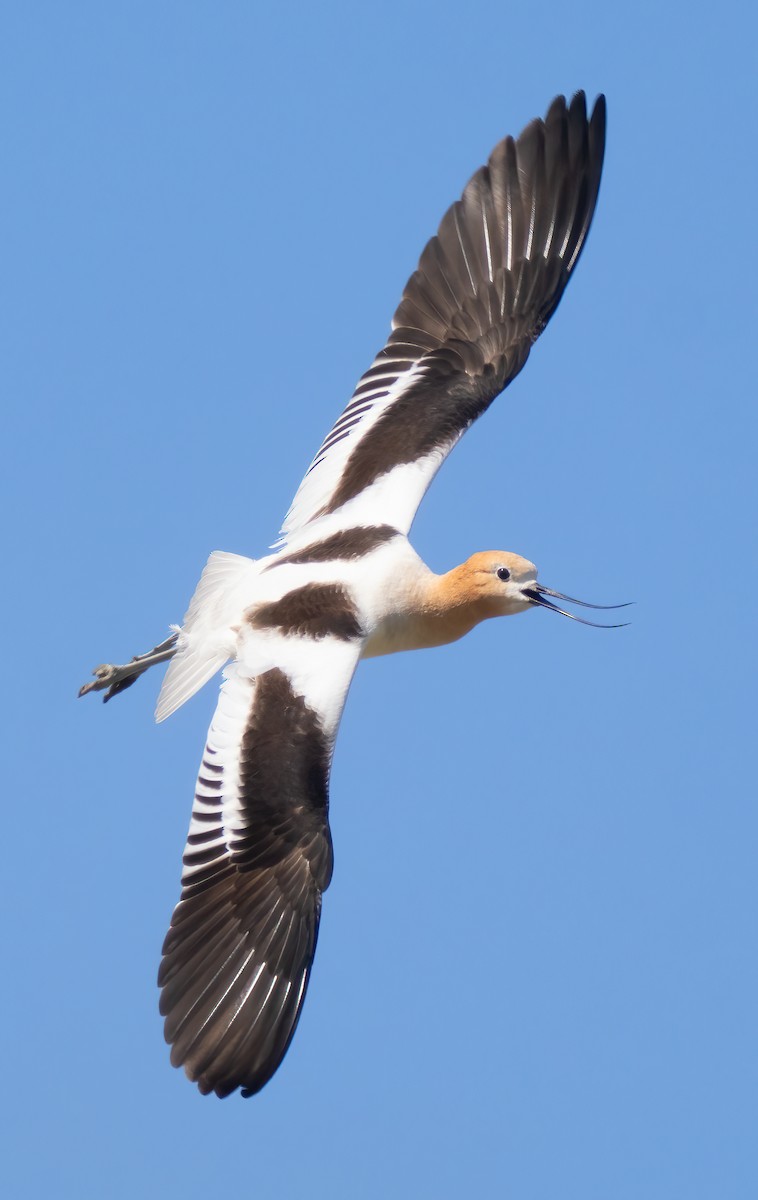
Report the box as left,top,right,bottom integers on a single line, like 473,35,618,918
78,633,179,703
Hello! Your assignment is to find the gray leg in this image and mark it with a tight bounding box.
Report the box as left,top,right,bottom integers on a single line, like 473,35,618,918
78,633,179,703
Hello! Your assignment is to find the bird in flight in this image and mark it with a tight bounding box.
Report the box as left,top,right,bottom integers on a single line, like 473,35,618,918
81,91,626,1098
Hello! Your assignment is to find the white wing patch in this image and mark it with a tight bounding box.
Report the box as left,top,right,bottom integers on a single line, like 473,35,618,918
280,359,425,540
155,551,260,723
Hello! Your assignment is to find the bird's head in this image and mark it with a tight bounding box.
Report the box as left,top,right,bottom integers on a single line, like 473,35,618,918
460,551,629,626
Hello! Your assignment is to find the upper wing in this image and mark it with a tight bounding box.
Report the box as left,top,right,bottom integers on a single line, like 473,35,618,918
281,91,606,541
159,626,361,1098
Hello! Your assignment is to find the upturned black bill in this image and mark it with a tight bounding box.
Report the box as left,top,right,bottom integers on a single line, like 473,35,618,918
523,585,631,628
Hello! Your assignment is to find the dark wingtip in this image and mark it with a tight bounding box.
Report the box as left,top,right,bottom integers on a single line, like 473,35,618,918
589,92,607,156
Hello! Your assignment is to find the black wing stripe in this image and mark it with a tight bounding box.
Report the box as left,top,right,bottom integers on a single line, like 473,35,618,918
268,524,398,568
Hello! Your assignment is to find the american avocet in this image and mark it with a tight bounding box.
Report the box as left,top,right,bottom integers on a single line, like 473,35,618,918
81,91,626,1098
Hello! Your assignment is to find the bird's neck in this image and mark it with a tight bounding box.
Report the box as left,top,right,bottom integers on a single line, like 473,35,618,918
362,561,504,658
420,563,507,627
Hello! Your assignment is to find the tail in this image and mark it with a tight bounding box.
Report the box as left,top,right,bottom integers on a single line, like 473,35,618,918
155,551,259,722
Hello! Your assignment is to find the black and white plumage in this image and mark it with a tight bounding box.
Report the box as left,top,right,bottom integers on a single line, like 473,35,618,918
283,90,605,540
159,656,350,1097
82,92,610,1098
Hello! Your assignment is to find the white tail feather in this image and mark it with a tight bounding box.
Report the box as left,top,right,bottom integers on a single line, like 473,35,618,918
155,551,258,723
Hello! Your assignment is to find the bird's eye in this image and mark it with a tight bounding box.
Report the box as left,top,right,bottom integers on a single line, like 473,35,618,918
497,567,511,582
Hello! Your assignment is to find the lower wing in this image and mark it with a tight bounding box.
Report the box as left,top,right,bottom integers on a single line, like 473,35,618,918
159,630,362,1097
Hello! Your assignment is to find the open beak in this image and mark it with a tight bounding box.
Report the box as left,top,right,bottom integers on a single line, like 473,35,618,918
522,584,631,628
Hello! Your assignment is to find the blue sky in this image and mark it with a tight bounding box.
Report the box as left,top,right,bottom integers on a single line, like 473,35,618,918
3,2,757,1197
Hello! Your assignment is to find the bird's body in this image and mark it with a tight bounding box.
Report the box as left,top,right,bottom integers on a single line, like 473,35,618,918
82,91,622,1098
